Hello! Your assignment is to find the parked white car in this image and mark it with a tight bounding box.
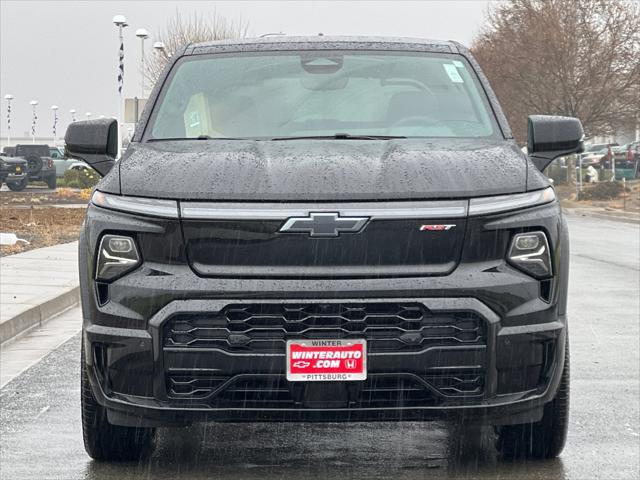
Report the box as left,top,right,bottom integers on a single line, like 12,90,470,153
579,143,617,166
50,147,91,177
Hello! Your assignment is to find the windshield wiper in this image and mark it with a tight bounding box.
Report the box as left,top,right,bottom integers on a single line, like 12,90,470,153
147,135,251,142
271,133,407,141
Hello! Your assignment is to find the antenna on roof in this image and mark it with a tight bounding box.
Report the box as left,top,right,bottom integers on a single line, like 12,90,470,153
259,32,285,38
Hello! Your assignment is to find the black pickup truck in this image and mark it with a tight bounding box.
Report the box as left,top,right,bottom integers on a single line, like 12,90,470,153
66,36,584,462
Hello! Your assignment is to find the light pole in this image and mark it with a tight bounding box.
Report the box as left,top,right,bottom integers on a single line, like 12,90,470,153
636,85,640,142
70,109,77,122
135,28,150,98
51,105,59,146
30,100,38,143
113,14,128,158
4,94,13,146
153,41,167,59
152,42,168,94
86,112,92,120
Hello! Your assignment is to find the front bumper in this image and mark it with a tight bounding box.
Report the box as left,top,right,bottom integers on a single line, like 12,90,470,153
83,293,566,426
1,172,27,182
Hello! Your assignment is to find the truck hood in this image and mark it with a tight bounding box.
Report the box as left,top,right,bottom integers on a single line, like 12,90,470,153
0,157,28,166
118,139,527,201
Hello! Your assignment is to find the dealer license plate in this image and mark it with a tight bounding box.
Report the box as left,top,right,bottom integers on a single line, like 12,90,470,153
286,339,367,382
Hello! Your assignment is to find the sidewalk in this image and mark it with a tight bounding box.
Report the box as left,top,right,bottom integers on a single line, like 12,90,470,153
0,242,79,343
0,306,81,387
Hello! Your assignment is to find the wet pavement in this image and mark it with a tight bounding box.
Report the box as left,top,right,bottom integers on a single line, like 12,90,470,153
1,214,638,479
0,184,57,193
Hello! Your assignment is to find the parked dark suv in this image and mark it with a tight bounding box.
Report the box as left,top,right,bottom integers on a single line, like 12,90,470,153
66,37,583,462
0,154,28,190
14,144,57,189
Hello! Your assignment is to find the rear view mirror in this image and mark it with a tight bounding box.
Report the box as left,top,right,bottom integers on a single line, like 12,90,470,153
527,115,584,171
64,119,118,176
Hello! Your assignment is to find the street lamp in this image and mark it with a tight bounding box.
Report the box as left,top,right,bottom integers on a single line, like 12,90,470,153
69,109,77,122
30,100,38,143
153,41,168,59
51,105,59,146
4,94,13,146
113,14,128,158
135,28,150,98
86,112,92,120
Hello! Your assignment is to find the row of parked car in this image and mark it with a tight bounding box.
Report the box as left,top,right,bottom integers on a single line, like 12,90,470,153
580,141,640,166
0,144,89,191
578,141,640,180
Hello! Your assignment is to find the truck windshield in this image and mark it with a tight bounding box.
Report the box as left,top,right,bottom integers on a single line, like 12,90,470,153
147,51,498,140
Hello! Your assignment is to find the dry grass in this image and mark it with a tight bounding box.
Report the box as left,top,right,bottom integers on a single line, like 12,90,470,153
0,206,86,256
556,180,640,212
0,188,92,207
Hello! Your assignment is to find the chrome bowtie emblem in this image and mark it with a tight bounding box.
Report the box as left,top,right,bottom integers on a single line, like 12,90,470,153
279,212,368,237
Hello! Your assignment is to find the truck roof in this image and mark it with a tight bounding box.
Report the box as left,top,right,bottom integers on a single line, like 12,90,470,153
188,35,461,55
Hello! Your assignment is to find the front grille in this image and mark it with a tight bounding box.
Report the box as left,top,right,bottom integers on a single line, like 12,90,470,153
165,372,484,408
163,302,486,353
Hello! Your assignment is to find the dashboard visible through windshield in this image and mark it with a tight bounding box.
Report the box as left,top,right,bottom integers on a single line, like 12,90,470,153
146,50,498,141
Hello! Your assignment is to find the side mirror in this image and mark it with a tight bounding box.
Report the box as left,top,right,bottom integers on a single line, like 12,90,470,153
527,115,584,171
64,119,118,176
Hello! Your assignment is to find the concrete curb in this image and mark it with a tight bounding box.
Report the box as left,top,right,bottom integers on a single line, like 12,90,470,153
563,208,640,225
0,286,79,345
587,212,640,225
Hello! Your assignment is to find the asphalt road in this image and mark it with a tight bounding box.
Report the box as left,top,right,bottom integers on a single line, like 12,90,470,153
1,214,638,480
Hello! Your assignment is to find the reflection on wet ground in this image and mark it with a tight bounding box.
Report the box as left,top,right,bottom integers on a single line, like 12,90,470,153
82,422,566,480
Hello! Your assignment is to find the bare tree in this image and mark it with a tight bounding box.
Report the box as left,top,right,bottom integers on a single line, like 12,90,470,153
472,0,640,142
145,10,249,85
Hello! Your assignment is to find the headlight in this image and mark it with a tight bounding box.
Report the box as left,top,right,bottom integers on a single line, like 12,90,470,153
507,231,552,279
91,191,179,218
469,187,556,216
96,234,140,282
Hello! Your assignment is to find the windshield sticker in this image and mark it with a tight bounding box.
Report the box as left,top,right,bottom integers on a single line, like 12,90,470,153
188,111,201,128
443,64,464,83
452,60,465,68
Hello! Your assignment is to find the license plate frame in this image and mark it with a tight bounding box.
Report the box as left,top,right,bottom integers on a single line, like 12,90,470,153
286,339,367,382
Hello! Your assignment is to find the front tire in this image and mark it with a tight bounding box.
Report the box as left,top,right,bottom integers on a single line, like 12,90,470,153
6,179,28,191
81,342,156,461
496,343,570,459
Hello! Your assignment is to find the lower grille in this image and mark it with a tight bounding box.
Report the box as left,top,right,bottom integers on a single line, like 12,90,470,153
166,372,484,408
163,302,486,353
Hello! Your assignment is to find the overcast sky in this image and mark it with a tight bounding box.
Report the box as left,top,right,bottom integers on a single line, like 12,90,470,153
0,0,492,140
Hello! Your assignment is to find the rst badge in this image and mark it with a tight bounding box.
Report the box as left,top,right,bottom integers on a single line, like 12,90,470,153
420,224,456,231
